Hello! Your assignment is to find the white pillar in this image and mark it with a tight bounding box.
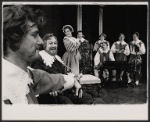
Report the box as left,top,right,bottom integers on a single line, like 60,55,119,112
77,5,82,31
99,6,103,35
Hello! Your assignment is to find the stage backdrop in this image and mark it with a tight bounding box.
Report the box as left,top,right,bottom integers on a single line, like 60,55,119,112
31,5,147,81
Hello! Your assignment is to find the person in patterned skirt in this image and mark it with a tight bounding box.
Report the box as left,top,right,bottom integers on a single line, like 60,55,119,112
111,33,130,81
77,31,93,74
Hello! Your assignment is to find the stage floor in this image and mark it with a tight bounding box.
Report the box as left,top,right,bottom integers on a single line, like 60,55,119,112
93,82,147,104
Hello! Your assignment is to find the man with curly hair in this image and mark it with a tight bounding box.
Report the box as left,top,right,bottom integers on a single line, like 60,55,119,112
3,5,74,104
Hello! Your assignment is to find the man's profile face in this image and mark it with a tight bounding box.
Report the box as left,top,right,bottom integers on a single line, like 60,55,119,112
17,21,43,63
77,32,83,39
45,37,58,56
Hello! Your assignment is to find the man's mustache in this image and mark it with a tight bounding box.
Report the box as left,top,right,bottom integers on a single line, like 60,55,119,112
50,47,57,50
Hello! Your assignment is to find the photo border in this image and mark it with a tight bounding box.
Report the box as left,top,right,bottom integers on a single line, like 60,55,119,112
1,0,149,121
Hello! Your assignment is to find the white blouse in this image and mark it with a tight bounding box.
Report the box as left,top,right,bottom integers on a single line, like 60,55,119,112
94,48,115,66
2,59,33,104
111,41,130,56
130,40,146,55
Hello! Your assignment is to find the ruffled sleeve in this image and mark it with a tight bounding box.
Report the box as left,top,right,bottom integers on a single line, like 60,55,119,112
93,41,99,51
63,37,78,52
110,42,117,53
123,44,130,56
137,41,146,55
94,51,101,66
62,75,75,91
109,51,115,61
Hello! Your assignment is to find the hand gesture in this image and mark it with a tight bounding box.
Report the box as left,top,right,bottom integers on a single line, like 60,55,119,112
118,49,124,53
49,90,62,97
74,79,83,98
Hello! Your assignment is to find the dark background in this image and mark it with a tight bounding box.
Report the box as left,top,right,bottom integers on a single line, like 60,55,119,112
31,5,147,81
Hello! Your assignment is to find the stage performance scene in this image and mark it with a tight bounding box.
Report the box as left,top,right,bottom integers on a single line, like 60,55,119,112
2,4,147,105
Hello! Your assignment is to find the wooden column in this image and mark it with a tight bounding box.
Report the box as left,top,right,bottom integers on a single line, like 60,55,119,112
77,5,82,31
99,6,103,35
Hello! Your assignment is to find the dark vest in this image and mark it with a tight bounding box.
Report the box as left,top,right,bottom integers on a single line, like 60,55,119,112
114,42,127,61
99,50,111,63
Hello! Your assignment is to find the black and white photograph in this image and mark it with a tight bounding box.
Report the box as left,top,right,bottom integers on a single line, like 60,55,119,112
1,1,149,121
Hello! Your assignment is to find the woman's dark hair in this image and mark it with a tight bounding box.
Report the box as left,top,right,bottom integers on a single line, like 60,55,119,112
99,33,106,39
3,5,46,55
133,32,140,38
77,30,85,37
42,33,58,50
119,33,125,38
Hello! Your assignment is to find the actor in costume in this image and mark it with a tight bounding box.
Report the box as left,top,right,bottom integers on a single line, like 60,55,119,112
3,5,74,104
32,33,94,104
127,32,146,86
111,33,130,81
93,33,110,53
77,31,93,74
94,42,116,81
62,25,81,75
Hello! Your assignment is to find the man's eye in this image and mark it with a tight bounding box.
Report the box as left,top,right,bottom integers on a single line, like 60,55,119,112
32,33,38,38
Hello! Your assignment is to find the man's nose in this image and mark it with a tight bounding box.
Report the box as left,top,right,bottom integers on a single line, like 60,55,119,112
37,35,44,45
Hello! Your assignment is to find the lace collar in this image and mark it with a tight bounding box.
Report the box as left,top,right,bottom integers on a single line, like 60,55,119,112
39,50,65,67
2,58,33,104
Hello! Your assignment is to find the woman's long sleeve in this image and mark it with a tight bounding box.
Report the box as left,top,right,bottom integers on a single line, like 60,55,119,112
64,38,77,52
